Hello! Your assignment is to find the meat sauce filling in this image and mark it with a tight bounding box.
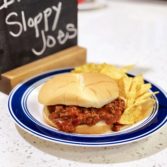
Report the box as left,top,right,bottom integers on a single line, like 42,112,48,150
48,98,125,133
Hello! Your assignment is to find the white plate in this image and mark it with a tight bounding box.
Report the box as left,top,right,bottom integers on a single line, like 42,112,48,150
8,68,167,147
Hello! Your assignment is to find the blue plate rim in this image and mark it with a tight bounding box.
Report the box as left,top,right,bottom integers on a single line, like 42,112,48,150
8,68,167,147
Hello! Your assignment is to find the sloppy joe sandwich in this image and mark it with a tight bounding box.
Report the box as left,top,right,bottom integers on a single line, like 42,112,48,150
38,73,125,134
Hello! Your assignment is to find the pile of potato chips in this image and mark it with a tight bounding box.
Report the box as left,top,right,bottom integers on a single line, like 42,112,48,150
73,63,158,125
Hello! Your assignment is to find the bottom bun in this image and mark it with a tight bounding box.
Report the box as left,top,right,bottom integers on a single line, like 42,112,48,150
75,122,111,134
43,107,58,128
43,107,112,134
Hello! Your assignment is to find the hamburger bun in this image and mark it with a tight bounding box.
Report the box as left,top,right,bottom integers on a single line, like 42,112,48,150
39,73,119,108
39,72,120,134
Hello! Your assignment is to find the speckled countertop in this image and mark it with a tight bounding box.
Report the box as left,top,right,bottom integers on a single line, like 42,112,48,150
0,0,167,167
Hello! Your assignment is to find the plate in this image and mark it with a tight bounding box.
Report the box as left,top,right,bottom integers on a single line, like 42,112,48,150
8,68,167,147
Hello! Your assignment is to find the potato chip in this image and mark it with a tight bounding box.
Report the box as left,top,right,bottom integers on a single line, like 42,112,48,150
137,84,152,97
123,76,133,96
126,92,136,107
137,92,154,102
135,97,155,106
141,99,155,115
119,105,142,124
131,75,143,92
118,76,133,98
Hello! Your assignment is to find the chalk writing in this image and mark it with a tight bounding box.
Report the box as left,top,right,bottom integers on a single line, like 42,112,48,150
2,1,77,56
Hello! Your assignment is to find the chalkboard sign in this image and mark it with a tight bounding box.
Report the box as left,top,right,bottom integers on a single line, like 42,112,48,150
0,0,77,74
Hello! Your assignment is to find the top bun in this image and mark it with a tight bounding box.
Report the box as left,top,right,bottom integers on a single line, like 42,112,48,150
38,73,119,108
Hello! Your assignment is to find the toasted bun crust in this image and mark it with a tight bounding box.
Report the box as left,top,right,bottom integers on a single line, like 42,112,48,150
39,73,119,108
43,107,111,134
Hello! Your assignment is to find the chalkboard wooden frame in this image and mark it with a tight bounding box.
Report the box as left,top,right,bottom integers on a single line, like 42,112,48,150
0,0,78,74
